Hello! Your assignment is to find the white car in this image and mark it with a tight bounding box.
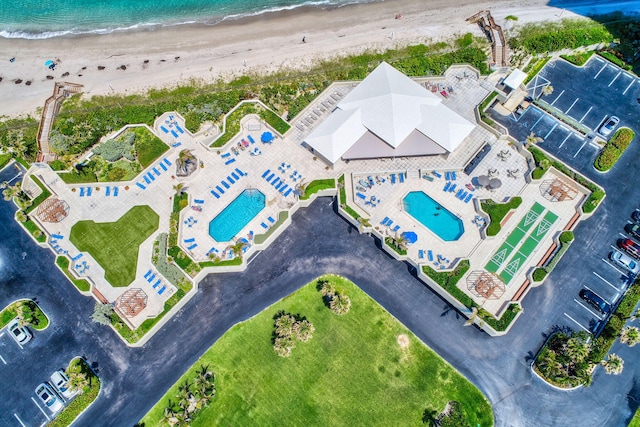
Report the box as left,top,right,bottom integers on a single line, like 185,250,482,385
51,369,77,400
7,318,32,345
599,116,620,137
610,250,640,274
35,383,64,414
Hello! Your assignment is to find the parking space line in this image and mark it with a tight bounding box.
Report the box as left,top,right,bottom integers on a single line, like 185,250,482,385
559,133,572,148
550,90,565,106
609,71,622,87
594,63,607,79
623,79,635,95
564,313,591,332
565,97,579,114
544,124,558,140
602,258,627,276
32,397,50,420
579,106,593,123
593,271,622,292
573,140,588,157
530,116,544,131
574,298,605,319
0,353,6,364
13,414,26,427
593,55,604,63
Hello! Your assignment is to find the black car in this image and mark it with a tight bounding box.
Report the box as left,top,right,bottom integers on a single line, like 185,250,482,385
579,289,611,315
626,223,640,240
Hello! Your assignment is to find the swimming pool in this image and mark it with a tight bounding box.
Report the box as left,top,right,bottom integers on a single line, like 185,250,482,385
403,191,464,241
209,189,265,242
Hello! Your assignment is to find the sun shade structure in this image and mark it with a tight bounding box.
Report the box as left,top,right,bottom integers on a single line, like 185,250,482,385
115,288,148,318
36,198,70,223
261,131,274,143
503,68,527,90
467,271,505,300
304,62,475,164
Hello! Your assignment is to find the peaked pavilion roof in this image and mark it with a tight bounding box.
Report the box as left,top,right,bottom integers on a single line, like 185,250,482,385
304,62,475,164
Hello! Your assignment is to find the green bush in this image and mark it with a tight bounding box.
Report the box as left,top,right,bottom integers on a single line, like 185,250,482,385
481,303,521,332
559,231,574,244
385,237,407,256
598,51,632,70
534,331,592,387
92,132,135,162
594,128,635,171
560,51,594,66
532,268,548,281
153,233,187,286
509,19,613,54
481,197,522,236
524,56,551,84
422,260,473,307
456,33,474,48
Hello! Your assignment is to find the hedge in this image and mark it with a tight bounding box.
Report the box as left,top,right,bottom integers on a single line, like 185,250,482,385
594,128,635,172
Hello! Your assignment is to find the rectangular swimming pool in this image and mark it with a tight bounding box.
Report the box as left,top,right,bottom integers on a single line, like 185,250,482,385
209,189,265,242
403,191,464,241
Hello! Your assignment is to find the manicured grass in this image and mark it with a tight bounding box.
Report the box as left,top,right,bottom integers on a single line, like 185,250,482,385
48,358,100,427
300,178,335,200
55,256,91,292
132,126,169,168
69,206,159,287
24,175,51,214
629,407,640,427
0,300,48,330
0,153,12,170
481,197,522,236
594,128,635,171
338,175,361,221
140,275,493,426
560,50,594,66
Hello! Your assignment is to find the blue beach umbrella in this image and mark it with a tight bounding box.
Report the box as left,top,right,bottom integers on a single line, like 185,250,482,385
44,60,54,67
402,231,418,244
261,131,274,143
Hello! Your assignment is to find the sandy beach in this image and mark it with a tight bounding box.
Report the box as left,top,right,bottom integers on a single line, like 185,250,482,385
0,0,599,118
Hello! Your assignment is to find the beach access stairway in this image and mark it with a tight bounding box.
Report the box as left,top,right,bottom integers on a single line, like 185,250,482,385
466,10,508,68
37,82,83,162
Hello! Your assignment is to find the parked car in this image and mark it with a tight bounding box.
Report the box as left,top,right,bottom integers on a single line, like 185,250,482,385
625,223,640,240
7,318,32,345
618,238,640,259
633,209,640,223
610,250,640,274
51,369,77,400
35,383,64,414
579,289,612,315
599,116,620,136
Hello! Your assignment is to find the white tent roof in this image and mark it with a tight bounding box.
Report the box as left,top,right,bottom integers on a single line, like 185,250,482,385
503,69,527,89
304,62,474,164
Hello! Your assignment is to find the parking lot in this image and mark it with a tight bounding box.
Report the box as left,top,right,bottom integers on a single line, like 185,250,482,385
492,55,640,172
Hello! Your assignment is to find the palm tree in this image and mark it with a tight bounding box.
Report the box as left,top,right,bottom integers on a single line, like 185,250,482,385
394,235,407,251
422,408,439,426
275,314,296,338
542,84,554,96
173,182,185,196
464,306,489,327
2,183,21,201
229,240,247,258
273,337,294,357
601,353,624,375
620,326,640,347
67,369,90,393
358,217,371,232
565,337,590,363
525,132,543,146
319,281,336,298
293,319,315,342
330,294,351,315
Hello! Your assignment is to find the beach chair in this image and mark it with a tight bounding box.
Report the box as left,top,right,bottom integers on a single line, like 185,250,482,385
449,184,457,193
79,187,85,197
284,188,292,197
113,187,119,196
445,171,451,181
225,158,236,165
266,173,275,182
227,175,235,184
194,199,204,204
172,142,182,147
221,152,231,158
221,181,230,189
275,182,283,190
443,182,451,192
143,175,151,185
464,193,473,203
272,178,280,187
171,130,179,138
391,174,396,184
160,162,168,171
356,192,366,200
86,187,92,196
456,189,464,199
216,185,224,194
161,125,169,133
452,171,457,180
211,190,220,199
158,286,166,295
105,187,110,197
392,225,400,233
261,222,268,229
147,172,155,181
176,125,185,134
184,238,195,243
399,173,405,183
152,167,160,176
262,170,270,178
235,168,246,176
187,243,198,250
144,269,152,279
428,250,434,262
368,176,375,187
381,216,389,225
231,172,239,180
419,250,424,259
153,279,161,289
147,273,156,283
386,219,393,227
432,171,442,178
279,184,288,193
136,182,146,190
268,216,275,224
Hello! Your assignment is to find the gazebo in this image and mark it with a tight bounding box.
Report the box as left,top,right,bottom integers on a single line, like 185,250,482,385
540,178,579,202
36,198,70,223
115,288,148,318
467,270,505,300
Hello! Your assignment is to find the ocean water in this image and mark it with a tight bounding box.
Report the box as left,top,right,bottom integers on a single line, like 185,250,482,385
0,0,375,39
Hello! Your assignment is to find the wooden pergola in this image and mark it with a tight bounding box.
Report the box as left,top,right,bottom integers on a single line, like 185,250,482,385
36,198,69,223
467,270,505,300
540,178,578,202
115,288,147,318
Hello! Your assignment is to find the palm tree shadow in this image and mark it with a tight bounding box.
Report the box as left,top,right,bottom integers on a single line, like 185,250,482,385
440,304,460,319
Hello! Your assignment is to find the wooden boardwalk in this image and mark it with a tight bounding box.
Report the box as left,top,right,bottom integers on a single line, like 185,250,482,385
36,82,83,162
466,10,508,68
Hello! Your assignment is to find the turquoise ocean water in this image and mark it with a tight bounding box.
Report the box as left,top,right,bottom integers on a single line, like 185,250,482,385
0,0,374,39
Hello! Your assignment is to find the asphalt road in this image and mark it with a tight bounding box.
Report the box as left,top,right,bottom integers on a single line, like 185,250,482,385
2,147,640,427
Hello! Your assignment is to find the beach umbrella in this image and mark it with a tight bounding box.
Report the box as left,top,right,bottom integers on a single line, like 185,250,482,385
489,178,502,189
44,60,54,67
261,131,274,143
401,231,418,244
477,175,490,187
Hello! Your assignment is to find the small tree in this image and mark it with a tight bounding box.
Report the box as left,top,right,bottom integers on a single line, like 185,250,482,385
67,368,90,393
601,353,624,375
91,302,114,325
620,326,640,347
525,132,543,146
330,294,351,315
542,85,554,96
293,319,315,342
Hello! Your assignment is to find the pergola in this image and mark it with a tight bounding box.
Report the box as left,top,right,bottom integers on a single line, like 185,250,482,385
467,270,505,300
540,178,578,202
36,198,69,223
115,288,148,318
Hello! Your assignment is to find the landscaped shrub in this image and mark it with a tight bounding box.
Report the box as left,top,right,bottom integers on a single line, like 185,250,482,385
153,233,187,286
422,260,472,307
385,237,407,256
598,51,633,70
438,401,471,427
481,197,522,236
560,51,594,66
594,128,635,171
92,132,136,162
532,268,548,282
272,311,315,357
509,19,613,54
559,231,574,244
534,331,592,387
317,278,352,315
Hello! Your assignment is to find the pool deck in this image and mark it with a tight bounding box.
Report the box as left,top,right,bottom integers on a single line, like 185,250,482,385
23,64,593,335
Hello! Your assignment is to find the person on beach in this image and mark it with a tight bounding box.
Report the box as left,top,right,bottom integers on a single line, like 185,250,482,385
302,36,306,43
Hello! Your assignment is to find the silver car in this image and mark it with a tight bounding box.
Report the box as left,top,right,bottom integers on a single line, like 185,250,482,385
51,369,77,400
7,318,32,345
599,116,620,136
610,250,640,274
35,383,64,414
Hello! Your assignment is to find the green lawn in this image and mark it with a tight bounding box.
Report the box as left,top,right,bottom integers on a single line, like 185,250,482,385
69,206,159,287
140,275,493,427
133,126,169,168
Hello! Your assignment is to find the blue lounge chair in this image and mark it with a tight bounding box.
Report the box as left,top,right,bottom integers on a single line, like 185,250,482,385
136,182,146,189
460,191,468,200
211,190,220,199
261,222,268,229
225,158,236,165
113,187,119,196
158,286,166,295
456,189,463,198
392,225,400,233
268,216,275,223
386,219,393,227
86,187,92,196
464,193,473,203
52,233,64,240
452,171,457,180
161,125,169,133
194,199,204,204
144,269,152,279
284,188,292,197
381,216,389,225
275,181,283,190
153,167,160,176
272,178,280,186
105,187,110,196
428,250,434,262
432,171,442,178
227,175,235,184
71,253,83,261
160,162,168,171
221,152,231,158
391,174,396,184
445,171,451,181
279,185,288,193
147,273,156,283
187,243,198,250
231,172,239,180
221,181,230,189
356,192,366,200
262,169,270,178
368,176,375,186
419,250,424,259
248,135,255,143
153,279,161,289
143,175,151,185
176,125,185,133
172,142,182,147
79,187,85,197
170,130,178,138
216,185,225,194
266,173,275,182
163,158,172,166
399,173,405,183
443,182,451,192
184,237,195,243
147,172,155,181
235,168,246,176
449,183,457,193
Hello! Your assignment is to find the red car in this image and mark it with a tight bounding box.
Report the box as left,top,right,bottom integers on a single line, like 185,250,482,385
618,238,640,259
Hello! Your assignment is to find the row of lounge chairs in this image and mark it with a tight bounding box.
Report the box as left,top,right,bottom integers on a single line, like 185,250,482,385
144,269,167,295
50,240,67,254
160,115,185,139
442,182,474,203
78,186,92,197
380,216,401,233
261,169,293,197
210,168,247,199
260,216,276,230
137,158,172,190
104,186,119,197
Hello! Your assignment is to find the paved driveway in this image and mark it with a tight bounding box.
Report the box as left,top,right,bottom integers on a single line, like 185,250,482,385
1,157,640,426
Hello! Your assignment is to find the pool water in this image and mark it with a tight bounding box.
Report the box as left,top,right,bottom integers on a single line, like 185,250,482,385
209,189,265,242
403,191,464,241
